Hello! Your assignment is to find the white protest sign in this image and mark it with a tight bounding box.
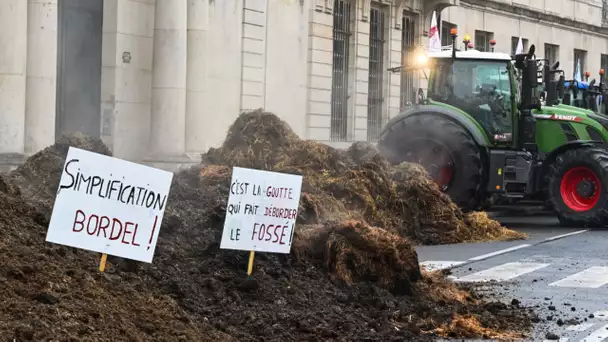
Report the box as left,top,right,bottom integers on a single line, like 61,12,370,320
220,167,303,254
45,147,173,263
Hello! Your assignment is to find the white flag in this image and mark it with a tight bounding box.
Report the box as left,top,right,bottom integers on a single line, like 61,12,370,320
428,11,441,52
515,37,524,55
574,58,582,82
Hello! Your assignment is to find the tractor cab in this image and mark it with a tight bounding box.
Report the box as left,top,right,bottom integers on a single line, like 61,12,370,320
425,50,517,144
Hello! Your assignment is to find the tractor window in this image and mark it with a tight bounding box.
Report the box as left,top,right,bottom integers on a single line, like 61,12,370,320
429,59,514,142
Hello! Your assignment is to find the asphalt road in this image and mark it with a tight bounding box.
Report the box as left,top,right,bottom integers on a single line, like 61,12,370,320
415,209,608,341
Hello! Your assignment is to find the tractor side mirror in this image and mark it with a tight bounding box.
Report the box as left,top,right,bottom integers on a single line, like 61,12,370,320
528,44,536,58
543,63,551,84
590,79,596,87
551,61,560,71
416,88,425,104
514,53,526,70
546,80,557,106
523,59,538,88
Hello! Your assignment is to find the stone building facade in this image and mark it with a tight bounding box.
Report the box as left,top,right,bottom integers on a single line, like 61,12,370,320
0,0,605,171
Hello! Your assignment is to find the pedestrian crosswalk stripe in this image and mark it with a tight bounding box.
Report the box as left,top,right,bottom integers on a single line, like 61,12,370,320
419,261,465,272
549,266,608,288
452,262,550,283
467,244,531,261
581,323,608,341
593,310,608,319
566,322,594,332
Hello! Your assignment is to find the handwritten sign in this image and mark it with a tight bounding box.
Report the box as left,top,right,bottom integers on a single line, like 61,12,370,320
45,147,173,263
220,167,303,254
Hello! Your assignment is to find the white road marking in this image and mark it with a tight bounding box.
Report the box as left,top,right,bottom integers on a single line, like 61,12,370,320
467,244,531,261
549,266,608,288
566,322,594,332
543,229,589,242
453,262,550,283
594,310,608,319
581,323,608,341
419,261,465,272
542,338,569,342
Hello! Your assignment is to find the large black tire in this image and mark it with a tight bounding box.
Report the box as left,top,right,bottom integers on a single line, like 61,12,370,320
378,114,485,211
545,147,608,227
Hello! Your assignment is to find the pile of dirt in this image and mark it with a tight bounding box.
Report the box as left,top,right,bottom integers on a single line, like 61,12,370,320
203,110,525,245
292,220,421,295
0,174,229,341
0,112,535,341
9,134,112,217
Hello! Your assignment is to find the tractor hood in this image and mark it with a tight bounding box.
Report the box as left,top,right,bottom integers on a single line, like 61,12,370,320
554,103,594,115
533,106,590,121
533,105,608,131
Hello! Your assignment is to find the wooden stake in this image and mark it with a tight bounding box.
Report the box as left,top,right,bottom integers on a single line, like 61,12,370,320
99,253,108,272
247,251,255,276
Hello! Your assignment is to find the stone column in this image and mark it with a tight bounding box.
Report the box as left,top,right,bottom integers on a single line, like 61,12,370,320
185,0,208,153
26,0,58,154
0,0,27,155
150,0,187,157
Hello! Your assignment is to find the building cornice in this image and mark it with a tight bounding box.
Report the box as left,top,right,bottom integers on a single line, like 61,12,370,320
461,0,608,38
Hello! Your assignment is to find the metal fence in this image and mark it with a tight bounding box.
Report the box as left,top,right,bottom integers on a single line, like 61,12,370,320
367,5,386,142
400,14,416,110
330,0,352,142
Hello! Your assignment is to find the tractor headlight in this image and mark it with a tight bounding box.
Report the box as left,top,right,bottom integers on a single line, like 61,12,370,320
415,53,428,66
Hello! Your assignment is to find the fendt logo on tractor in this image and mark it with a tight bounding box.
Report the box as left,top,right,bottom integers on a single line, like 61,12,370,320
534,114,583,122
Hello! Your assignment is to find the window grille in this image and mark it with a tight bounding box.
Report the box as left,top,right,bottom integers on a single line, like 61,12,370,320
330,0,352,141
367,5,386,142
400,14,416,110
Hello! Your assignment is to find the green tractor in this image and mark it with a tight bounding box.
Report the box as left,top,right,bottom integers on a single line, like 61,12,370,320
378,32,608,227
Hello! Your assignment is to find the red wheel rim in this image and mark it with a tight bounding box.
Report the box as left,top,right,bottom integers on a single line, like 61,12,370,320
406,141,455,191
560,166,601,212
436,164,455,190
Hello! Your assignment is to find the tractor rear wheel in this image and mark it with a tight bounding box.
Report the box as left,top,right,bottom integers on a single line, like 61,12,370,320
378,114,485,211
545,147,608,227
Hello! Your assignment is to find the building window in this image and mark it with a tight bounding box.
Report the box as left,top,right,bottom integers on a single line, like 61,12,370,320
400,13,416,109
574,49,587,80
544,44,559,66
475,30,493,52
511,37,529,56
603,0,608,23
367,4,387,142
330,0,353,142
441,21,456,48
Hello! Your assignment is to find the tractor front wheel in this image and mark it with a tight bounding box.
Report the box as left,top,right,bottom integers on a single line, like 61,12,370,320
545,147,608,227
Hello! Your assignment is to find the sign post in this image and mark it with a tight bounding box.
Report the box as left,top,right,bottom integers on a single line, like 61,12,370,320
99,253,108,272
46,147,173,269
219,167,303,276
247,251,255,276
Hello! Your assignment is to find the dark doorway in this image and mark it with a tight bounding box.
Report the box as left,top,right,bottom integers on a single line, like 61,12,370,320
56,0,103,138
